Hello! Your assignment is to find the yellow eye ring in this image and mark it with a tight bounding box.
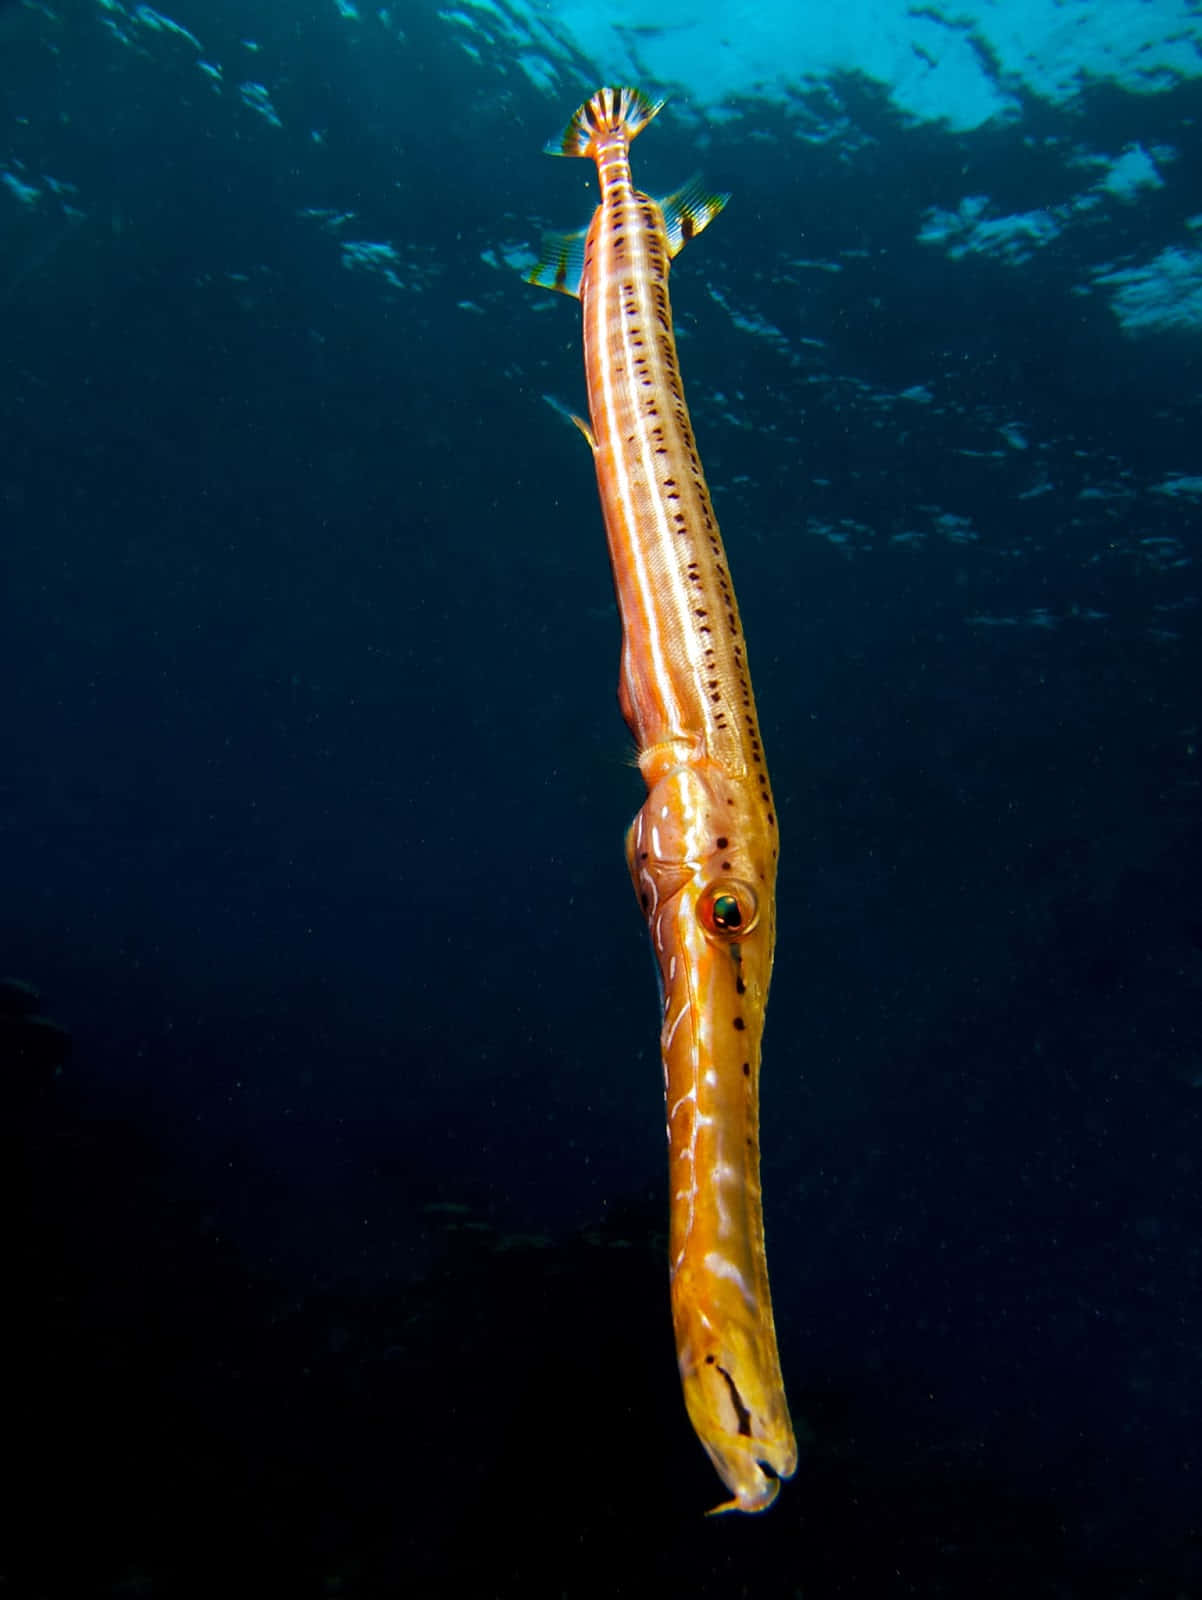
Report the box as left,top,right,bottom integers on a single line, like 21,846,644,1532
697,879,759,941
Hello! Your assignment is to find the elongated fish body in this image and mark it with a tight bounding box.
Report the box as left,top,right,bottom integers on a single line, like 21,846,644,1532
529,87,796,1513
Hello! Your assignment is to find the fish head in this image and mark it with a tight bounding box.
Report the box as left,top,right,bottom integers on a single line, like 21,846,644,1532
626,755,777,1038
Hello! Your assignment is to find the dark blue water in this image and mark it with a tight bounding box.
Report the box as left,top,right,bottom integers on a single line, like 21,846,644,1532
4,2,1200,1593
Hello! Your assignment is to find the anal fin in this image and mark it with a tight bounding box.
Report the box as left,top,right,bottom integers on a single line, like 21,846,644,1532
526,225,588,297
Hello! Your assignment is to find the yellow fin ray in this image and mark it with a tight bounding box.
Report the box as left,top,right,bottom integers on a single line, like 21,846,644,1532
661,175,729,258
526,225,587,297
548,85,664,158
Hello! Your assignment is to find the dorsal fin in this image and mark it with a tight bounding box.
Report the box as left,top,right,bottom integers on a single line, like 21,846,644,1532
661,176,729,258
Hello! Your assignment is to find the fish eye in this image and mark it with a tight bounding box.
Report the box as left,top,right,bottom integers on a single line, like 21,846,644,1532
697,879,759,940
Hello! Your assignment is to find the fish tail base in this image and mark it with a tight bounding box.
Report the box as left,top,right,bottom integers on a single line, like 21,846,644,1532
547,85,664,158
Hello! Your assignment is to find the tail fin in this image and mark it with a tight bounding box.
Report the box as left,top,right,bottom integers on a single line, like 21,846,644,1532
547,85,664,158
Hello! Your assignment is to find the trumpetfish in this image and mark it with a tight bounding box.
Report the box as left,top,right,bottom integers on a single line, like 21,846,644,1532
528,86,797,1514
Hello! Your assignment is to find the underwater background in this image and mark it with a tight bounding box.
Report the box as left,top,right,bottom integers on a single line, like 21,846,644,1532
3,0,1200,1592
